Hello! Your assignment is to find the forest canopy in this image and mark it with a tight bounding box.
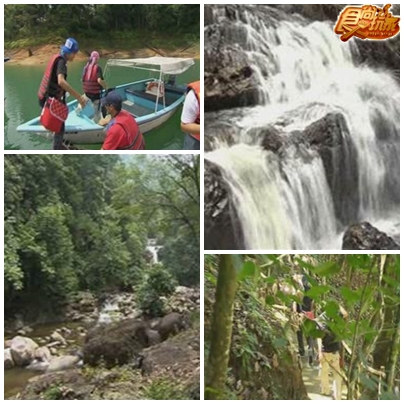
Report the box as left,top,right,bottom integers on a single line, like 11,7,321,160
4,155,200,320
5,4,200,46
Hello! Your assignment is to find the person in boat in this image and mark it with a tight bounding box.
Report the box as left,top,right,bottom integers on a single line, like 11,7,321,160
100,91,145,150
181,80,200,150
81,51,107,123
38,38,86,150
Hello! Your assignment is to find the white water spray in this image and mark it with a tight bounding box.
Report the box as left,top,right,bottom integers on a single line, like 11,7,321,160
206,7,399,249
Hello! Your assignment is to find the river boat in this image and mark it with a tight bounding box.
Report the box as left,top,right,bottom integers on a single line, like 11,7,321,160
17,56,194,144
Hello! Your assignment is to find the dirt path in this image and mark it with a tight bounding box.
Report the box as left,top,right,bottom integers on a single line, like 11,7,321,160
301,359,347,400
6,44,200,65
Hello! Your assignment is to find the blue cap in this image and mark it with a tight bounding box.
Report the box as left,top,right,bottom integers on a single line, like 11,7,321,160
101,91,122,108
61,38,79,54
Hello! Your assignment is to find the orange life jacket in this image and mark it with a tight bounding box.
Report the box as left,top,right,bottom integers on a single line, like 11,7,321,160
113,110,145,150
38,54,64,101
187,81,200,141
82,64,101,95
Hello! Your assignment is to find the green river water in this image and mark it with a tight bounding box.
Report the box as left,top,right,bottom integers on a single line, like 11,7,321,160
4,58,200,150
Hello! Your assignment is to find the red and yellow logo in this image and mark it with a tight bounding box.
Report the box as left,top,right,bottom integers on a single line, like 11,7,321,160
335,4,400,41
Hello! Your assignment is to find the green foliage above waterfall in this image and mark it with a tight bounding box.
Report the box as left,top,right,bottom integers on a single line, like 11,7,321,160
4,155,200,319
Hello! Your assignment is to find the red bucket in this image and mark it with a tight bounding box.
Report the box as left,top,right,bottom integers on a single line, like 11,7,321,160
40,97,68,133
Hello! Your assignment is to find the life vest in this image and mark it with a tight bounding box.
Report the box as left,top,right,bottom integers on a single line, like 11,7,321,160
187,81,200,141
82,64,101,95
111,110,145,150
38,54,64,101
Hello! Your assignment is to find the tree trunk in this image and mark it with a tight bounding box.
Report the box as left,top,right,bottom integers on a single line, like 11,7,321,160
386,308,399,391
205,255,238,399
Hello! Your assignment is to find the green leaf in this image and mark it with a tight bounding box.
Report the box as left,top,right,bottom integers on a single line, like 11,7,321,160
273,337,288,349
238,261,256,281
264,276,276,285
347,254,371,269
340,287,360,305
311,261,340,276
305,285,330,299
324,301,340,319
204,271,217,286
265,295,276,306
295,258,314,270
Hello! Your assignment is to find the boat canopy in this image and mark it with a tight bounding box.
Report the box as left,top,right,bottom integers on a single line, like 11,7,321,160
105,56,194,75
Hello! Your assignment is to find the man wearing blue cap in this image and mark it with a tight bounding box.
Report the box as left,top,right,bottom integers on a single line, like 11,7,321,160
38,38,87,149
100,91,145,150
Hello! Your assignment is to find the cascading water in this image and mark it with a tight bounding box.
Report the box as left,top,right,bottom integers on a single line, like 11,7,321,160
98,298,121,325
205,5,400,249
146,239,162,264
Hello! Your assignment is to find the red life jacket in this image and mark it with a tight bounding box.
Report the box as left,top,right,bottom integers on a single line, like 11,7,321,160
187,81,200,141
113,110,145,150
38,54,64,101
82,64,101,95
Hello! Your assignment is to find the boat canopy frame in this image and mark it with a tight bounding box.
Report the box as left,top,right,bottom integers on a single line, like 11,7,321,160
104,57,194,113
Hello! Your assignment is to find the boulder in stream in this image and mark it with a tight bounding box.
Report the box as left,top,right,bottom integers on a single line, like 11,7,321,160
342,222,399,250
4,348,15,369
10,336,38,367
151,312,189,341
47,355,82,373
50,331,67,345
35,346,53,363
83,319,151,367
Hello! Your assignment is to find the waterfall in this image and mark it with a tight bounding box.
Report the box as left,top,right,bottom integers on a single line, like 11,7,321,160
205,6,400,249
146,239,163,264
97,298,120,325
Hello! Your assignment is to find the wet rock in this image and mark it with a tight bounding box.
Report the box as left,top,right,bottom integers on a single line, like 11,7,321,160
17,325,33,336
302,112,359,224
26,360,50,372
342,222,400,250
35,347,52,363
351,31,400,76
18,369,91,400
51,331,67,345
204,160,245,249
254,126,284,153
10,336,38,367
83,319,151,367
139,330,199,376
150,313,188,341
4,348,15,369
164,287,200,314
46,341,61,348
47,355,82,373
205,121,239,152
145,329,161,345
205,6,260,112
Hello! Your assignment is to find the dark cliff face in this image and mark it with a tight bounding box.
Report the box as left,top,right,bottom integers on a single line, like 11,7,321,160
204,160,245,250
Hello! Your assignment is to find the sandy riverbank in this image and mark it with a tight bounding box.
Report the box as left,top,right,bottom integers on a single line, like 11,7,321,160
6,44,200,65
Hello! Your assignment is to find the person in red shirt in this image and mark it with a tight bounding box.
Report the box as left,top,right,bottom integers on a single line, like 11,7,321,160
101,91,145,150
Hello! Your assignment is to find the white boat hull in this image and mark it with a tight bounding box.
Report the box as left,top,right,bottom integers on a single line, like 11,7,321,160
34,104,180,144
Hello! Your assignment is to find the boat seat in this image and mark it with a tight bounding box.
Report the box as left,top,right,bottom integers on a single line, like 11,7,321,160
125,88,177,106
122,100,153,118
125,88,160,103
